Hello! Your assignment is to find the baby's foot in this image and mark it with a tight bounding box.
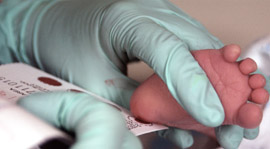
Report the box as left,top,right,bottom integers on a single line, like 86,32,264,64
130,45,269,137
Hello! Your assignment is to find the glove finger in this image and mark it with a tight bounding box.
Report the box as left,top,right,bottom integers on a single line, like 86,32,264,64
157,128,193,148
243,127,259,140
113,18,224,126
122,130,143,149
215,125,244,149
69,67,140,110
163,1,224,46
158,15,224,50
142,9,224,50
18,91,142,149
98,75,139,110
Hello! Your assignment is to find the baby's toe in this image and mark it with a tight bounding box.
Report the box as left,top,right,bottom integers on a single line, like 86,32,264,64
249,74,266,89
239,58,257,75
222,44,241,62
236,103,262,129
250,88,269,104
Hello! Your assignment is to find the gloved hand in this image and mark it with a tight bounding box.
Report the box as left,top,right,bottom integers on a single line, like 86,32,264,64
215,125,259,149
0,0,260,148
18,92,142,149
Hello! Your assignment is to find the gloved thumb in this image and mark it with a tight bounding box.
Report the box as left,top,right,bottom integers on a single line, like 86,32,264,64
18,91,142,149
215,125,244,149
158,127,194,148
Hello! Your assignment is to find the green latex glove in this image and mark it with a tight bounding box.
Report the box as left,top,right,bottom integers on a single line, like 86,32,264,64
0,0,260,148
18,92,142,149
215,126,259,149
1,0,224,126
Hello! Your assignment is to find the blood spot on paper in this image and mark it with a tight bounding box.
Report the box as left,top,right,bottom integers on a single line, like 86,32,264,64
38,77,62,86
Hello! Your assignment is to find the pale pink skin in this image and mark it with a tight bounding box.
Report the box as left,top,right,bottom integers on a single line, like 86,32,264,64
130,44,269,138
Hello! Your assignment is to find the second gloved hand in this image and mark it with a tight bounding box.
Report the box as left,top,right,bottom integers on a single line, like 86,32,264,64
18,92,142,149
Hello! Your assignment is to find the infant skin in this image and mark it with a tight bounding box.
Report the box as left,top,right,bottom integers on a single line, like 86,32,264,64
130,44,269,138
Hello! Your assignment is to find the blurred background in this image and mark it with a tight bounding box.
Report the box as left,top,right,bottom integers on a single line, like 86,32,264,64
127,0,270,148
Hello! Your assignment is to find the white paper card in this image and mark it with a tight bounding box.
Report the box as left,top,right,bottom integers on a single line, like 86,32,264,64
0,63,168,148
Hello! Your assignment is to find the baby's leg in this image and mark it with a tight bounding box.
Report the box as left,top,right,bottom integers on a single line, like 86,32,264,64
130,44,269,138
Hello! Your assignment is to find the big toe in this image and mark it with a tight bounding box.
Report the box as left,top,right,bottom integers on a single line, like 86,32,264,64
236,103,262,129
239,58,257,75
222,44,241,62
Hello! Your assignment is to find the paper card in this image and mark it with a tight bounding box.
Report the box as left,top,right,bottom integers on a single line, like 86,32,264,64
0,63,168,139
